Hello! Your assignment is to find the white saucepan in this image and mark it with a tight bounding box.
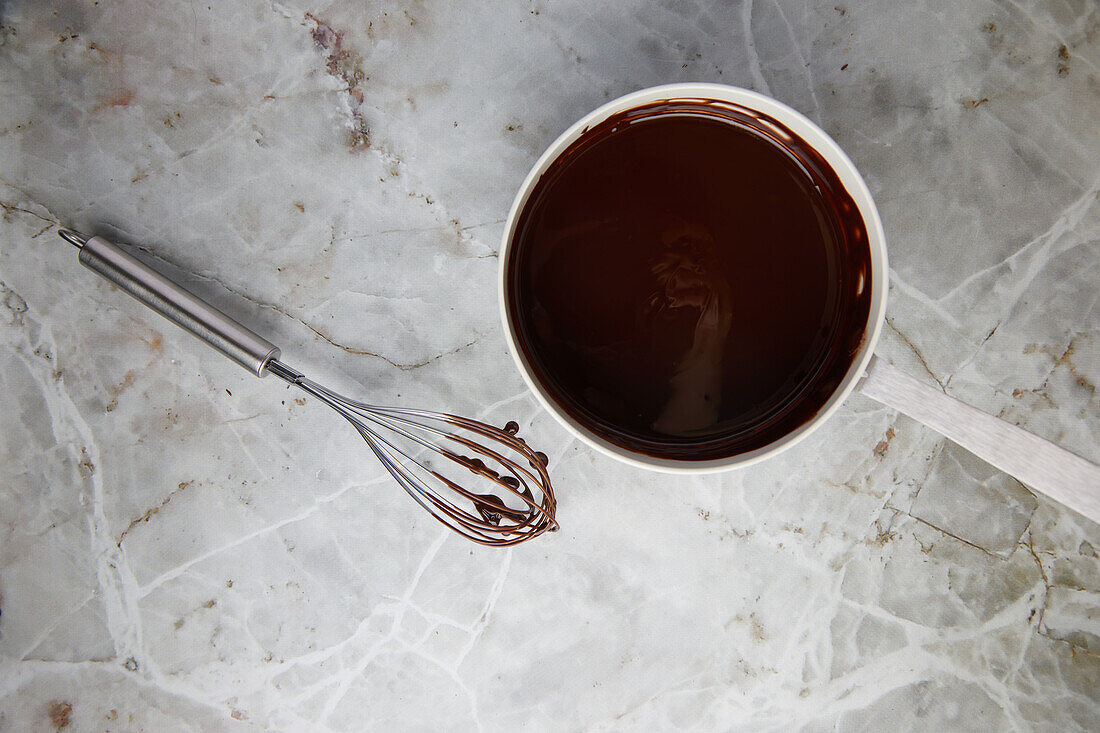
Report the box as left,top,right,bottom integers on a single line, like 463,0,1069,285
499,83,1100,524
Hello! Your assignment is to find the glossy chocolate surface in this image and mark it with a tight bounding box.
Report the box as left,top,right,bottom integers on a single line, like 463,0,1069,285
506,99,872,460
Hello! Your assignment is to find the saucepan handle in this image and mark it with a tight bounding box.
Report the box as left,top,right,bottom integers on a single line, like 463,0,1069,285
858,355,1100,524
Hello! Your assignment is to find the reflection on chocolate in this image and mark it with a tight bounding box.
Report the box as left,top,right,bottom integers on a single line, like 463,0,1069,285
506,99,873,460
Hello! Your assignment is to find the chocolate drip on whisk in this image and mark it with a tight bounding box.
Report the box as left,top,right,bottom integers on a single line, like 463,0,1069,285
267,361,558,546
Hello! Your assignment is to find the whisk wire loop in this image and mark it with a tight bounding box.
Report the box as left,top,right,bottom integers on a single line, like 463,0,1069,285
268,360,558,546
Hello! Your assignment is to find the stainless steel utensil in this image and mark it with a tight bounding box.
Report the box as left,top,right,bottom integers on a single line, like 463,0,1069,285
58,228,558,546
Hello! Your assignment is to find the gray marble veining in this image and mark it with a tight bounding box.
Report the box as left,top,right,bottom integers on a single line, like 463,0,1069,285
0,1,1097,730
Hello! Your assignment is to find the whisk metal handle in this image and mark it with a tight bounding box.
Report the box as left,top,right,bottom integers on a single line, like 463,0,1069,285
72,233,281,377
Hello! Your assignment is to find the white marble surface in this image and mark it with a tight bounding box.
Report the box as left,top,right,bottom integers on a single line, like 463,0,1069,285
1,0,1098,730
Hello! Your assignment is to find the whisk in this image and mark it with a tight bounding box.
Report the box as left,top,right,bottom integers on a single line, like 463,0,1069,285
56,228,558,546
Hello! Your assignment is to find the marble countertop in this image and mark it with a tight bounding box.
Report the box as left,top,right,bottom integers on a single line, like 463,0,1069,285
1,1,1098,730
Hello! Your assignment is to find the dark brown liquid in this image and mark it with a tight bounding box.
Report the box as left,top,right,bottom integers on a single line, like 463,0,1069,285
506,100,873,460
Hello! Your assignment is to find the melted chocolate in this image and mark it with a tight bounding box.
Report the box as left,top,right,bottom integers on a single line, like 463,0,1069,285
506,99,873,460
